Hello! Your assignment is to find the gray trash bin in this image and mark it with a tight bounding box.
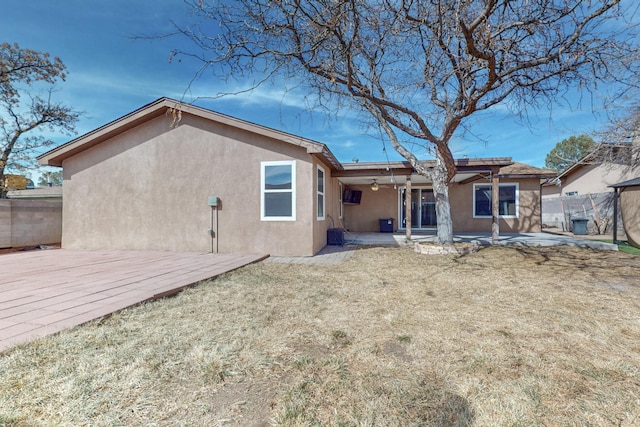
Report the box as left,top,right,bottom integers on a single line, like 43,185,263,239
571,218,588,235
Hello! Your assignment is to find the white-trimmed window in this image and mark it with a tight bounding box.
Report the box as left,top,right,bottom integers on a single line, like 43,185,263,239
338,182,343,219
261,161,296,221
473,183,519,218
317,165,325,220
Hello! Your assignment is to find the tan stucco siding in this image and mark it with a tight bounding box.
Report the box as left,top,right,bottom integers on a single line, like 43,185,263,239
342,184,398,232
543,163,634,199
339,179,542,233
450,178,542,233
620,186,640,248
541,184,561,198
61,114,318,256
311,159,341,254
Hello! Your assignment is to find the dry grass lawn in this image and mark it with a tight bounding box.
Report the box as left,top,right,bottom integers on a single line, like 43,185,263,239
1,245,640,426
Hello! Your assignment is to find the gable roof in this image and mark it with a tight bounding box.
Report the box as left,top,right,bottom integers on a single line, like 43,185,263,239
38,97,554,182
334,158,556,186
38,97,343,170
499,162,556,179
547,143,632,185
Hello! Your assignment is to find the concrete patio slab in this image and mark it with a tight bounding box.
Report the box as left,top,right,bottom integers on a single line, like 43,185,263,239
1,249,267,353
342,231,619,251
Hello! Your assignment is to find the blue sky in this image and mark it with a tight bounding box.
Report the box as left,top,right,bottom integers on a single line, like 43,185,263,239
1,0,627,175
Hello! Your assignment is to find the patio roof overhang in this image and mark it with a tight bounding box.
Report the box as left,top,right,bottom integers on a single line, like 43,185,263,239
334,157,514,186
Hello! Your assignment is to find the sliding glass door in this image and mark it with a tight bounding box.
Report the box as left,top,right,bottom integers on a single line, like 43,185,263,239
400,188,437,229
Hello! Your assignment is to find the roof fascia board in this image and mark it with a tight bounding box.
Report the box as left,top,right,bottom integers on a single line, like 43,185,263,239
501,173,557,179
554,143,632,180
610,177,640,188
339,158,514,174
333,168,414,178
38,98,342,169
38,98,169,167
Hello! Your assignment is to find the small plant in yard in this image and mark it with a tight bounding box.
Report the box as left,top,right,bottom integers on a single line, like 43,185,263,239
331,330,348,340
1,245,640,425
331,329,351,347
397,335,412,343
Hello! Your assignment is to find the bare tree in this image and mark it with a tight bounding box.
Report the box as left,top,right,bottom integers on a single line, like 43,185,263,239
171,0,639,244
0,42,79,198
594,106,640,172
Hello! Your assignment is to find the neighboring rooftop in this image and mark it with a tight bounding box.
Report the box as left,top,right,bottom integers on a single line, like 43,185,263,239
6,187,63,199
499,162,556,179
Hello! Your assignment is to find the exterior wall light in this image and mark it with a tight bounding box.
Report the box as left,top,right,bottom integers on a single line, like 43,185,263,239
371,179,379,191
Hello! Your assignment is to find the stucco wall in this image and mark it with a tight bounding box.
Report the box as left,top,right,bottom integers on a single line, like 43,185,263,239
340,178,543,233
543,163,634,198
451,178,543,233
311,158,340,254
61,113,322,256
0,200,62,248
342,184,399,232
620,186,640,248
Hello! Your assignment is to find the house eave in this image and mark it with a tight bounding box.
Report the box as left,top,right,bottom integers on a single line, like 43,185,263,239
610,177,640,188
551,142,633,183
334,157,514,178
38,99,169,167
501,173,557,180
38,98,344,170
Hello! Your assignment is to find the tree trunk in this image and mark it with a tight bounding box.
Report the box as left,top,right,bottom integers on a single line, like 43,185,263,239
0,171,6,199
405,176,412,242
432,151,454,245
365,108,456,245
1,154,9,199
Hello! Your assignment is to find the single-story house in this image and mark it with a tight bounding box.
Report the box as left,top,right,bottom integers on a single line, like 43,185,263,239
541,144,638,233
38,98,556,256
542,144,636,199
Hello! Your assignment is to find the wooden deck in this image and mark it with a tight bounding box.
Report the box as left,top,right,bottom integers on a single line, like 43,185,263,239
0,249,267,353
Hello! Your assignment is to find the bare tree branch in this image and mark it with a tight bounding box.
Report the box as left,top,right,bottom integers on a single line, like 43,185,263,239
0,44,80,197
170,0,640,244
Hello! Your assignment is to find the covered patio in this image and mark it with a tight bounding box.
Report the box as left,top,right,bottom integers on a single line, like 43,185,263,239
335,158,556,242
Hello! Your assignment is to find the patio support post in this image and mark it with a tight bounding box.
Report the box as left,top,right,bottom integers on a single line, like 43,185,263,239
406,177,412,242
613,188,619,243
491,167,500,244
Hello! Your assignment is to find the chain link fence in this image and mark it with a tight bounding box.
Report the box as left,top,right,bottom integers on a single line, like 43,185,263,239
542,192,624,235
